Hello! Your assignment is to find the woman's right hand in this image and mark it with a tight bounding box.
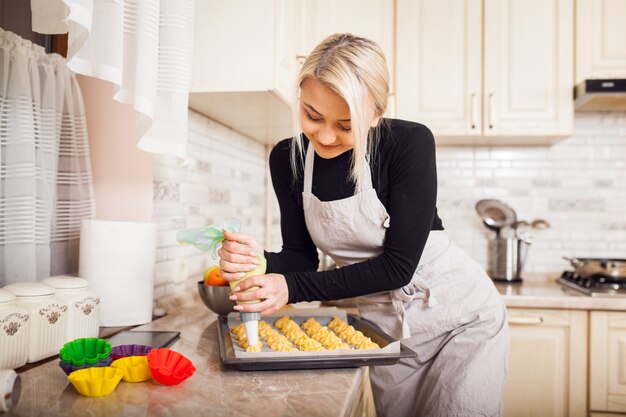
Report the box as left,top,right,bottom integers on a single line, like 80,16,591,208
217,229,264,283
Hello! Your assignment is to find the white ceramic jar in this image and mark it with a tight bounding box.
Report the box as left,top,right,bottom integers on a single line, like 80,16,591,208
0,289,30,369
41,276,100,343
3,283,68,363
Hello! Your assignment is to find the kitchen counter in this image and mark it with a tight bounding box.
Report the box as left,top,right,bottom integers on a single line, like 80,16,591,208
8,273,624,416
495,273,626,311
8,294,368,417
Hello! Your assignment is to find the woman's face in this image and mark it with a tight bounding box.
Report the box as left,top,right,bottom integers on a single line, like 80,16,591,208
299,78,354,159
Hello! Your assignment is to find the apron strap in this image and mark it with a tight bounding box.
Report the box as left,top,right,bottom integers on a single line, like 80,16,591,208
303,144,315,193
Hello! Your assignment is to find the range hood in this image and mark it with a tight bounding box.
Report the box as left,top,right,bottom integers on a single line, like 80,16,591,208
574,79,626,111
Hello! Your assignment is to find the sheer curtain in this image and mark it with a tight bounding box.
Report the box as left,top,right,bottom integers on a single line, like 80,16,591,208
31,0,196,159
0,28,95,286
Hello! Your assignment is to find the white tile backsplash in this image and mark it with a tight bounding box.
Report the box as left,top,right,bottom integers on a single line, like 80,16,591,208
152,110,626,301
437,112,626,276
152,110,268,301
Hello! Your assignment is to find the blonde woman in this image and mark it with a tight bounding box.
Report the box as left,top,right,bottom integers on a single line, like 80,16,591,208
219,33,508,417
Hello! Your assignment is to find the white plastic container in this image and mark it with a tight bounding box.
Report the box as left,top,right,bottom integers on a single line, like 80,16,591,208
0,290,30,369
3,283,68,363
41,276,100,343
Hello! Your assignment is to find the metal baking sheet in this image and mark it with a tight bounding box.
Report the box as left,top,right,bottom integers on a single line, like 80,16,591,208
217,314,417,371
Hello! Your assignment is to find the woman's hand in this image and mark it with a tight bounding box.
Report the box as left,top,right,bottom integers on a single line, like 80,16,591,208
229,273,289,317
217,229,264,282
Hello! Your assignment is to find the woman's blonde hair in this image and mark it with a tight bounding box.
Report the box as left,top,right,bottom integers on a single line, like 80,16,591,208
291,33,390,192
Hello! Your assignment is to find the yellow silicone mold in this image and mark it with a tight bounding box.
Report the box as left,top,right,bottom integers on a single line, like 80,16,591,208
67,367,124,397
111,355,152,383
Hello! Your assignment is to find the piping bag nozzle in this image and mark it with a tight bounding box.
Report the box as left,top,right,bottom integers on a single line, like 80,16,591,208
241,312,261,346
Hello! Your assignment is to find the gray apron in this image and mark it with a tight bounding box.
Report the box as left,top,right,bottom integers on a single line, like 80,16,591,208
302,145,508,417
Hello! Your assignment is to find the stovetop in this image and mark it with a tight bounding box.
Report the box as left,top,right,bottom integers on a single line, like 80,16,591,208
559,270,626,297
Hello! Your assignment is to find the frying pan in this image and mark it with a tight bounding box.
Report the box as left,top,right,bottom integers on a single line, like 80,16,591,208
475,199,517,236
563,256,626,279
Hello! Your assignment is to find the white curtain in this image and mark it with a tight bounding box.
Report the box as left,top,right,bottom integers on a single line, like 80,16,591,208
31,0,196,159
0,28,95,286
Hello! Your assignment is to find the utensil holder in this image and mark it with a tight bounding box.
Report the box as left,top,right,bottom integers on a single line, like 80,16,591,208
490,238,530,282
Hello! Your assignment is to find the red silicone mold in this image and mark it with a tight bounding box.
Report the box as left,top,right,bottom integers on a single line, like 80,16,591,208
146,348,195,386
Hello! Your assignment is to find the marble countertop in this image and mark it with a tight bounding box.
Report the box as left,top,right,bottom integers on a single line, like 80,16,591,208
495,273,626,311
8,295,365,417
8,273,626,416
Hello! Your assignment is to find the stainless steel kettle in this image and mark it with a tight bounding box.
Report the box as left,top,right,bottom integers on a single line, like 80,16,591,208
491,238,531,282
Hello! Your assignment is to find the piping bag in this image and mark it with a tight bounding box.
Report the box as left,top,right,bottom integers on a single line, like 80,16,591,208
176,218,265,347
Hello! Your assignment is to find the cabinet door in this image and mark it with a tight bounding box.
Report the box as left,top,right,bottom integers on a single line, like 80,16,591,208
299,0,394,94
590,312,626,413
576,0,626,83
504,309,587,417
395,0,482,137
483,0,573,137
274,0,302,102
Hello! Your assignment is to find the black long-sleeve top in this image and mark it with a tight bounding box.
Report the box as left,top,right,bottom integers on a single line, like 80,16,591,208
265,118,444,304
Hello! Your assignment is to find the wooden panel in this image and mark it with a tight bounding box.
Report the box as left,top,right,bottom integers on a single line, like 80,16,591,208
299,0,394,90
591,312,626,413
395,0,482,137
483,0,573,136
576,0,626,82
505,308,587,417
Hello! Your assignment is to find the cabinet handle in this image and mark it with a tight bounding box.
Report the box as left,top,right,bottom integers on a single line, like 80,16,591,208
470,93,477,130
488,93,495,129
296,55,307,66
508,316,544,325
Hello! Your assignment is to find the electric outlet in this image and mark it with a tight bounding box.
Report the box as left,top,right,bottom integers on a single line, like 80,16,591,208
174,257,188,283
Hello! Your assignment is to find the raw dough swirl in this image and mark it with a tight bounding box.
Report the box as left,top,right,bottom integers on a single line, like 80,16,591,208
328,317,380,350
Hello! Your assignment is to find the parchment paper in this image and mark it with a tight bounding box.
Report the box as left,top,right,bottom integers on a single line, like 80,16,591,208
226,307,400,358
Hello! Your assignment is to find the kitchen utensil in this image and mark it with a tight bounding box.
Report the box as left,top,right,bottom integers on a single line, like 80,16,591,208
3,283,68,363
531,219,550,230
563,257,626,279
0,289,30,369
58,356,112,376
111,356,152,383
67,367,123,397
197,281,236,315
475,199,517,236
492,238,531,282
180,219,261,347
146,348,195,385
110,344,153,360
59,338,112,367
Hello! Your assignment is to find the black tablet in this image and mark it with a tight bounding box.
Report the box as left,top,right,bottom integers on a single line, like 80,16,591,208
106,330,181,348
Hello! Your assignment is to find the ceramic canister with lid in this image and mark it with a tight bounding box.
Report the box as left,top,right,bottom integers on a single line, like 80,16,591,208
0,289,30,369
3,283,68,363
41,276,100,343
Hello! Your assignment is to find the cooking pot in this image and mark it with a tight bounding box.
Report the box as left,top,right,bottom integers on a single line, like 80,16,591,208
563,256,626,279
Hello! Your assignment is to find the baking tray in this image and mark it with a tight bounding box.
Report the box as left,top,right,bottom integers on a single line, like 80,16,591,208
217,314,417,371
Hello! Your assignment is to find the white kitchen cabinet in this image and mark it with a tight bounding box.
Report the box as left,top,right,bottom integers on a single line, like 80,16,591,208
590,311,626,414
396,0,574,145
504,308,587,417
189,0,301,144
576,0,626,83
298,0,395,115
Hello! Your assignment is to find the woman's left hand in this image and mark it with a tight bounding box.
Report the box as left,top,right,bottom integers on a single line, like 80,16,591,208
229,273,289,317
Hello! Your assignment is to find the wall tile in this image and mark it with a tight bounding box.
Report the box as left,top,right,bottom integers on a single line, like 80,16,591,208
437,112,626,277
153,110,268,301
152,111,626,301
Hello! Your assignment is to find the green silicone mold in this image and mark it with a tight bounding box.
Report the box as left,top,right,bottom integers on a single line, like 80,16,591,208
59,338,112,366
